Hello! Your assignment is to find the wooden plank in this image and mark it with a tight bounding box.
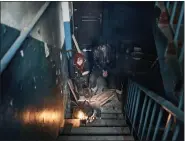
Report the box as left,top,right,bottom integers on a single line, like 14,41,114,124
89,90,115,106
90,91,114,101
72,34,82,53
100,94,115,106
68,79,78,102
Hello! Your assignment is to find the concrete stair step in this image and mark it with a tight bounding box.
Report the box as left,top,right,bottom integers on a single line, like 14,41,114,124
60,127,130,135
83,119,126,127
100,113,125,119
101,108,122,114
58,135,134,140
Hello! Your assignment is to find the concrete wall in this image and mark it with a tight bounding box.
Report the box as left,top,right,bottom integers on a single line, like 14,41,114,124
0,2,67,139
1,2,65,48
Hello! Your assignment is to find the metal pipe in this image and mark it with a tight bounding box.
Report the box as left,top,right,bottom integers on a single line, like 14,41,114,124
178,91,184,110
146,103,157,140
0,2,50,74
125,80,130,112
170,2,177,25
132,89,141,134
171,91,184,141
141,98,152,140
127,82,133,114
172,124,180,141
137,83,184,122
131,86,137,122
127,82,131,115
152,108,163,141
128,84,135,118
162,114,172,141
126,80,131,112
138,95,148,136
128,83,135,118
127,80,133,113
166,2,170,9
174,2,184,40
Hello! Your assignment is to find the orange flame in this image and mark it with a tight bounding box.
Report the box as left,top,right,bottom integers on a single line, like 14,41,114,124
77,110,88,120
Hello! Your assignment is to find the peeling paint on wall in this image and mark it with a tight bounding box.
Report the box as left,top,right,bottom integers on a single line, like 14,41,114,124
44,42,50,58
1,2,65,48
0,2,66,139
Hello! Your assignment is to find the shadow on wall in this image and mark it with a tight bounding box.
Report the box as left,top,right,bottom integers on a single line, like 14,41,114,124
102,2,165,95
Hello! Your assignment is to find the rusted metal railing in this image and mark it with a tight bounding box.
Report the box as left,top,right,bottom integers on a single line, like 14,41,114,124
125,80,184,141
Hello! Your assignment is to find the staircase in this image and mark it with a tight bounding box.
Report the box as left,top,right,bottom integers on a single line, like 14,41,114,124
58,96,135,141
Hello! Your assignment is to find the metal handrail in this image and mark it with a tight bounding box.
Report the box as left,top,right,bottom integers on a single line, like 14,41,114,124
0,2,50,74
125,80,184,141
137,83,184,122
126,2,184,140
166,2,184,58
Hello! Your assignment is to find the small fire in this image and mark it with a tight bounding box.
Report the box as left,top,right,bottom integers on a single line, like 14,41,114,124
77,110,87,120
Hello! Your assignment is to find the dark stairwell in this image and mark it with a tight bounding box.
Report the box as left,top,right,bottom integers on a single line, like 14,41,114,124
0,1,184,141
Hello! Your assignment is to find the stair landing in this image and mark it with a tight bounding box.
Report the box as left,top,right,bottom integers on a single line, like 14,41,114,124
58,94,134,140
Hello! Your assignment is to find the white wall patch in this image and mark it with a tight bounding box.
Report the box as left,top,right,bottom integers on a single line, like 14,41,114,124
44,42,50,57
20,50,24,57
62,2,70,22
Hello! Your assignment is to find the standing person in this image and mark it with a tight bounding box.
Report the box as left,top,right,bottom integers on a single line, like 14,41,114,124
89,44,117,94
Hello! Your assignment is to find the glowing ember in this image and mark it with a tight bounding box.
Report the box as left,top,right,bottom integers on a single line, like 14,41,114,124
77,110,87,120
